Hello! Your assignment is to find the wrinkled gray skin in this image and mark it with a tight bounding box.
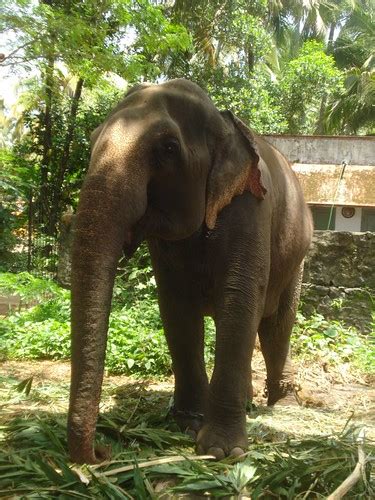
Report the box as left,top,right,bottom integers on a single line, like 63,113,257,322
67,79,313,464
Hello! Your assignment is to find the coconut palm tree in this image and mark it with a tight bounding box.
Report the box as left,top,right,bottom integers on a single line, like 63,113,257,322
325,59,375,133
325,2,375,133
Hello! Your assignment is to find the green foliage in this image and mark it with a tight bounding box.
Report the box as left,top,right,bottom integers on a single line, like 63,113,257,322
2,0,191,83
1,317,71,360
1,293,169,374
292,311,374,373
279,40,344,134
114,244,157,306
107,300,170,375
0,149,34,270
171,0,270,71
325,60,375,134
325,2,375,134
0,272,70,360
212,71,287,133
1,273,373,378
0,272,165,375
0,271,62,300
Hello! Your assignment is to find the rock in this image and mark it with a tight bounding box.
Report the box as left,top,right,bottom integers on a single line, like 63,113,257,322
303,231,375,289
301,231,374,333
301,284,373,334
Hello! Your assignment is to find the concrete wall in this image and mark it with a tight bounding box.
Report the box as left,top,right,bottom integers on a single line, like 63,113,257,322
264,134,375,166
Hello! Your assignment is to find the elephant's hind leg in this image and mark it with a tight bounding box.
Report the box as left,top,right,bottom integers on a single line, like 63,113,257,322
258,266,303,406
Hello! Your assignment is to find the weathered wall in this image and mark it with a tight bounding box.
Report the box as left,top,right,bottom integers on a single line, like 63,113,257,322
301,231,374,333
263,134,375,166
291,164,375,206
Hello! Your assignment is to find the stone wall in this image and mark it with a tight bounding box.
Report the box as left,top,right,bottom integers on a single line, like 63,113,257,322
301,231,374,333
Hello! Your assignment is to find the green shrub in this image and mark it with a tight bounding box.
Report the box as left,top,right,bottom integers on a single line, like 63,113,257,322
1,317,71,359
0,273,71,360
1,272,373,376
0,272,169,376
114,244,157,306
0,272,62,301
106,299,168,375
292,312,374,373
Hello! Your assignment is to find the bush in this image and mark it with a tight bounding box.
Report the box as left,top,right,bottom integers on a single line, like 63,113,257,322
107,299,169,375
0,149,33,272
0,271,196,376
292,311,374,373
0,272,62,301
1,272,373,376
0,273,71,360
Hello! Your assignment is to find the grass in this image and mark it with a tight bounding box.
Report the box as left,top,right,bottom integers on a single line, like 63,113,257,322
0,367,374,498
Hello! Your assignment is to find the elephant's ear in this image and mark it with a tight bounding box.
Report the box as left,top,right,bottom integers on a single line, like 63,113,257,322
205,110,267,230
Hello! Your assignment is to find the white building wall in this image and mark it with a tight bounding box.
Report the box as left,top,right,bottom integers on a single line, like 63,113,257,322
335,206,362,231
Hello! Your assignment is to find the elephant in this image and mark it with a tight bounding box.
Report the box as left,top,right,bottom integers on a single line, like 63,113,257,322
67,78,313,464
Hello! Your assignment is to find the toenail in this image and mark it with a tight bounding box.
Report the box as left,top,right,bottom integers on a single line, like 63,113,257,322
230,447,245,457
207,447,225,460
196,444,205,455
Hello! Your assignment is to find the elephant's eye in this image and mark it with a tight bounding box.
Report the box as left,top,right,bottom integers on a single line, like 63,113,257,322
160,138,181,157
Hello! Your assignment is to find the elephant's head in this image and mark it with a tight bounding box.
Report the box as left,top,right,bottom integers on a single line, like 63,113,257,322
67,79,266,464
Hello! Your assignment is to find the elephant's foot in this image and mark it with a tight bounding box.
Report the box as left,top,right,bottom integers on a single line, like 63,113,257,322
169,406,204,439
69,444,111,465
94,444,112,463
265,378,300,406
196,421,248,459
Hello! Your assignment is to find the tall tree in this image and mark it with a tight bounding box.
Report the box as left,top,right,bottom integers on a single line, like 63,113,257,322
279,40,343,134
325,1,375,133
1,0,190,236
170,0,271,76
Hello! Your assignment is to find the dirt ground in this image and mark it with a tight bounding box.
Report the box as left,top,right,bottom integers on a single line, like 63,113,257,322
1,349,374,441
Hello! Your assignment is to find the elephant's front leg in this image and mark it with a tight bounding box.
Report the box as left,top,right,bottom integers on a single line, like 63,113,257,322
197,286,262,459
158,292,209,437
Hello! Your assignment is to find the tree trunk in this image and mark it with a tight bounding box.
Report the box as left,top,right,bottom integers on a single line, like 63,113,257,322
27,190,33,272
247,43,255,73
48,77,84,235
327,23,336,53
315,93,327,135
39,55,54,225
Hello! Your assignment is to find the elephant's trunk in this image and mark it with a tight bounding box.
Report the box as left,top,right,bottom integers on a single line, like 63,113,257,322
67,128,148,463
